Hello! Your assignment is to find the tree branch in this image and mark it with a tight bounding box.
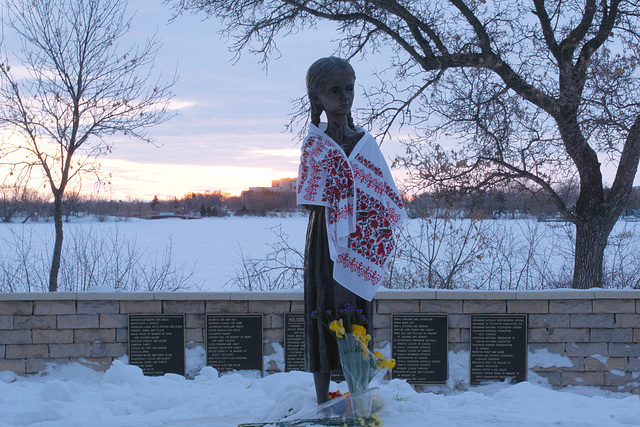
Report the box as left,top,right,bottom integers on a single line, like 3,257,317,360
479,156,574,222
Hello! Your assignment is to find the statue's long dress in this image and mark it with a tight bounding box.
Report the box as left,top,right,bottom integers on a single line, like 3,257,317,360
304,134,374,374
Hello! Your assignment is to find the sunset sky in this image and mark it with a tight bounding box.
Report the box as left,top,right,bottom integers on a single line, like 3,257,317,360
91,1,403,200
98,2,328,199
2,1,635,201
0,0,400,200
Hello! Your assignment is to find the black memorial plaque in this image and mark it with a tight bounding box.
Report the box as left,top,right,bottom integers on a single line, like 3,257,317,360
470,314,527,385
392,314,448,384
285,313,345,381
285,314,305,372
128,314,185,376
207,314,263,374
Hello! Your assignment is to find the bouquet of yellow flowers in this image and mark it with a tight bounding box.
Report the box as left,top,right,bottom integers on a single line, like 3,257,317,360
312,304,395,417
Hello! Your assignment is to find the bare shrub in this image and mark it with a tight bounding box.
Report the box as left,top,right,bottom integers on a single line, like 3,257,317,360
0,226,50,292
222,217,640,292
604,222,640,289
0,226,202,292
384,210,490,289
226,225,303,291
476,220,573,290
137,238,203,292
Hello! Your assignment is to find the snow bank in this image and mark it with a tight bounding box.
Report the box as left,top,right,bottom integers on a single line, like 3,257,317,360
1,359,639,426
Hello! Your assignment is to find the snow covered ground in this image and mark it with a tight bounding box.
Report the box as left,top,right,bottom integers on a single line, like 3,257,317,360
1,355,639,427
1,217,640,425
1,216,640,425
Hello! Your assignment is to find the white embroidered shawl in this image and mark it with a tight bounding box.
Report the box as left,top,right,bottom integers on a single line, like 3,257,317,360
297,123,407,301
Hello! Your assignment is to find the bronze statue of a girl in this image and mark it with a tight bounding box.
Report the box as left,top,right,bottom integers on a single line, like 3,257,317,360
297,57,406,404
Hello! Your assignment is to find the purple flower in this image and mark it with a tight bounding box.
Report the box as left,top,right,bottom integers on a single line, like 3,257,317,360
311,309,318,319
340,303,355,314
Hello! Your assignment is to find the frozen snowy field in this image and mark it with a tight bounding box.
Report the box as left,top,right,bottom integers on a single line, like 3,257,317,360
1,358,639,427
1,215,638,292
0,216,310,292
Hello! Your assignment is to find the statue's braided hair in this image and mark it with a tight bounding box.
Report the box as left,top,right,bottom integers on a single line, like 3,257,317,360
306,57,356,129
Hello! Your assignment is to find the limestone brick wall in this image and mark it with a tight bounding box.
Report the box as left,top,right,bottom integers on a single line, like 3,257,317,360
0,290,639,392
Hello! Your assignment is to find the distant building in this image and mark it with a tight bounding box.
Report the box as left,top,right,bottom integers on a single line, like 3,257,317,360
272,177,297,192
246,177,297,194
241,177,298,213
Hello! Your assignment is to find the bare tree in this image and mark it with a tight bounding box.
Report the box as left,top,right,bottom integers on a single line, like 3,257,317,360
0,0,175,291
226,225,303,291
0,184,31,223
174,0,640,288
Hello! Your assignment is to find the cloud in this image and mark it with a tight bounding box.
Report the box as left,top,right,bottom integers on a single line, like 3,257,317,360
246,148,300,158
169,98,197,110
2,64,31,80
105,124,300,168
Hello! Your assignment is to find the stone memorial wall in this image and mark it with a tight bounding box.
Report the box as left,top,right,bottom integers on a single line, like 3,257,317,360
0,290,639,393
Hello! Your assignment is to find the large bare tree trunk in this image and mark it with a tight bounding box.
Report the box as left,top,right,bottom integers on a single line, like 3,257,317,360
572,221,606,289
569,115,640,289
49,193,63,292
572,198,622,289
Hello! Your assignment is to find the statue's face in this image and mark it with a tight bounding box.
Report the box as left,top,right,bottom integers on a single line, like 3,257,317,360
317,70,355,118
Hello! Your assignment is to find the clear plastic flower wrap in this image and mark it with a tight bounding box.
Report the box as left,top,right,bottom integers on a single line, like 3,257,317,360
240,302,394,426
312,303,396,420
336,333,378,417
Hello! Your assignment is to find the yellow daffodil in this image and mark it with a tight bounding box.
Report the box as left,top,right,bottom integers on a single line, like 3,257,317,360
329,319,346,339
376,358,396,370
373,351,395,369
351,324,371,346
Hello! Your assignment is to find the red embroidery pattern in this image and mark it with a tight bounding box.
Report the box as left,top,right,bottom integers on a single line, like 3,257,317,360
328,203,353,225
352,163,404,210
299,136,337,201
355,154,383,177
298,137,318,200
347,192,397,267
385,204,402,225
336,253,383,286
352,163,384,194
387,188,405,210
321,149,353,205
298,128,406,298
